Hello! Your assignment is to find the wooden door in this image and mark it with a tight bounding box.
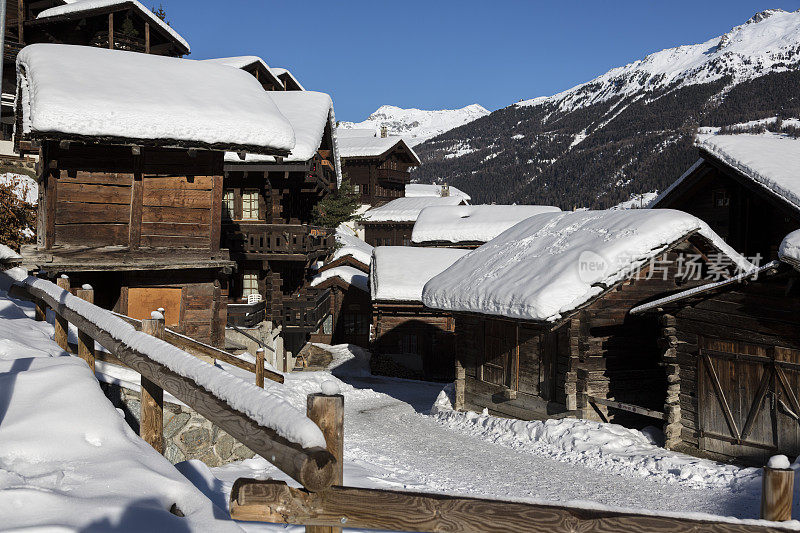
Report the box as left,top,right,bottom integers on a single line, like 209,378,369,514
128,287,183,327
698,337,786,460
481,320,516,388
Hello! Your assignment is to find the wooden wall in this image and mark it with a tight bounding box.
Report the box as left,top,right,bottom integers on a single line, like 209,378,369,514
372,303,455,381
665,269,800,464
343,158,406,207
363,221,415,247
330,284,371,347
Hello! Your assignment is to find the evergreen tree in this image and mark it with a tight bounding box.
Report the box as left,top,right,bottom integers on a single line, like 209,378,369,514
312,178,361,228
151,4,170,25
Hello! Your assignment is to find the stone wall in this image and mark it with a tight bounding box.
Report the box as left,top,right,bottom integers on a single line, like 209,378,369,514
101,382,255,467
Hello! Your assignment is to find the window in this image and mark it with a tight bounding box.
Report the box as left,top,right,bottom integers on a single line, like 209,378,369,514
242,190,259,220
354,184,360,193
222,190,235,220
399,333,418,355
343,313,369,335
713,189,730,208
242,271,259,298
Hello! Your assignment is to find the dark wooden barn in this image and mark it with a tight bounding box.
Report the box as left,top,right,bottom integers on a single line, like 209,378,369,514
222,90,339,352
337,129,421,206
360,196,467,247
310,256,371,347
17,44,295,346
651,133,800,261
422,210,750,425
370,246,468,381
629,230,800,464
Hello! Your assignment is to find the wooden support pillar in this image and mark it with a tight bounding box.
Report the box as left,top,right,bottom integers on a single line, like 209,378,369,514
255,348,265,388
75,285,96,372
54,276,70,352
144,22,150,53
108,12,114,49
140,314,165,454
761,461,794,521
306,391,344,533
34,298,47,322
17,0,24,44
211,174,223,253
454,359,465,411
129,169,143,250
43,165,58,250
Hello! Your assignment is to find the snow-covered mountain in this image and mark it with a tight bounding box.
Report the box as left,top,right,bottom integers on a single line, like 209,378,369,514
413,9,800,208
339,104,489,146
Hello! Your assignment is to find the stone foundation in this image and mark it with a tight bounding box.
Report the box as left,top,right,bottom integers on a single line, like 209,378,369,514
101,382,255,467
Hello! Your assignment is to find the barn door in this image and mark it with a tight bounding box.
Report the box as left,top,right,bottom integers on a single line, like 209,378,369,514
774,347,800,457
698,337,777,458
481,320,516,389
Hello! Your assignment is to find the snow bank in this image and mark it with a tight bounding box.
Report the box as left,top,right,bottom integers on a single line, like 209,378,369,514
412,204,561,244
405,183,471,200
0,172,37,204
223,91,342,185
422,209,751,322
370,246,469,302
311,265,368,292
696,133,800,211
780,229,800,268
337,129,420,163
37,0,190,52
17,44,295,154
8,271,326,449
332,226,373,265
362,196,467,223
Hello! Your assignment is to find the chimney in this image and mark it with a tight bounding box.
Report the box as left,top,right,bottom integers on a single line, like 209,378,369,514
380,125,388,138
441,183,450,197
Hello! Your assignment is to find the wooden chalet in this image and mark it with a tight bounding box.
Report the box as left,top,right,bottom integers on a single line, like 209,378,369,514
337,129,421,206
203,56,285,92
411,204,560,249
651,133,800,261
222,90,339,352
2,0,190,140
17,44,295,346
628,229,800,464
370,246,468,380
422,209,749,425
310,256,371,347
360,196,467,247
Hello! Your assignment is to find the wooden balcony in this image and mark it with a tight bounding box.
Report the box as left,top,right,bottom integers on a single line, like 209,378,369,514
281,288,331,333
377,168,411,183
91,31,148,53
227,300,266,328
223,223,335,261
4,40,24,63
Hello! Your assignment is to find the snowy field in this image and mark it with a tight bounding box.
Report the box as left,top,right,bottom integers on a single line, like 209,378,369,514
1,282,799,531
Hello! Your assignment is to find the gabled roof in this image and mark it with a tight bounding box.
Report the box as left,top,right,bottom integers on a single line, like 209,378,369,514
405,183,471,201
370,246,469,303
362,196,467,223
422,209,751,323
35,0,190,54
412,204,561,244
332,228,373,266
337,129,421,164
203,56,284,90
270,67,305,91
311,265,369,292
16,44,295,155
223,91,341,182
652,133,800,213
318,254,369,275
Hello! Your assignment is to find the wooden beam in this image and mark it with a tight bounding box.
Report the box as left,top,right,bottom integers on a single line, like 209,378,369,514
12,278,332,490
230,480,791,533
75,286,96,371
145,22,150,53
211,174,223,253
586,396,665,421
44,167,57,249
141,316,165,454
129,172,143,250
17,0,24,44
54,276,70,351
255,348,265,388
306,393,344,533
108,12,114,49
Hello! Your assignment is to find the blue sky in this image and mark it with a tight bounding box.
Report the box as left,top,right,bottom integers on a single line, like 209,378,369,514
164,1,800,121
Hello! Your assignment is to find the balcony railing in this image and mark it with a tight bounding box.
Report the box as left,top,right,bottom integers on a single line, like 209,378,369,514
223,223,334,258
4,40,24,62
91,31,148,53
282,288,330,332
377,168,411,183
227,300,266,328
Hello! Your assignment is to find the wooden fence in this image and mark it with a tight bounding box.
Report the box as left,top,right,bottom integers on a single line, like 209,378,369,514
4,272,797,532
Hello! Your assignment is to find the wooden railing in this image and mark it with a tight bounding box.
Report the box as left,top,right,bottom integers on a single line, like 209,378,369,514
227,300,266,328
3,40,24,62
91,31,148,53
377,168,411,183
282,288,330,332
224,223,334,258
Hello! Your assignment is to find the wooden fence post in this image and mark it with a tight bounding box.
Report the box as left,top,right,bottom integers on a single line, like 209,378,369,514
34,298,47,321
54,275,70,351
761,460,794,521
255,348,265,388
306,390,344,533
75,285,96,372
141,313,165,454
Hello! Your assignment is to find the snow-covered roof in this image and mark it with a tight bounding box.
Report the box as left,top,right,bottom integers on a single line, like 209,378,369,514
656,133,800,212
362,196,467,223
16,44,295,155
270,67,305,91
311,265,368,292
422,209,751,323
370,246,469,302
405,183,471,201
337,130,421,164
203,56,284,89
412,204,561,244
332,227,373,266
37,0,190,53
779,229,800,269
224,91,341,182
